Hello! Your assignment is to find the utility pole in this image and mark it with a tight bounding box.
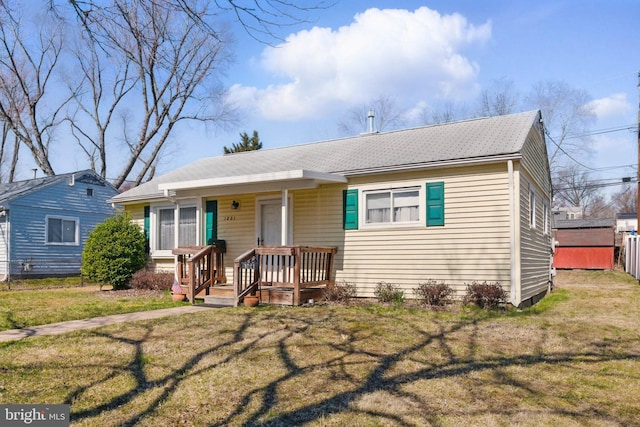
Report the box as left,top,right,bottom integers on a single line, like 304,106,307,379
637,71,640,229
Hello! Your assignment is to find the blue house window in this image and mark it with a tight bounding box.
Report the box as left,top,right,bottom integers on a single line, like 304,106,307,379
46,216,79,245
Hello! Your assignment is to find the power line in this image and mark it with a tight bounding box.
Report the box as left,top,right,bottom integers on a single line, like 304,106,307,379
561,124,638,140
545,128,601,171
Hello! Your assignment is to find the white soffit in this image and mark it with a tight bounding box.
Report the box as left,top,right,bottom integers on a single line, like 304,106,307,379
158,169,347,192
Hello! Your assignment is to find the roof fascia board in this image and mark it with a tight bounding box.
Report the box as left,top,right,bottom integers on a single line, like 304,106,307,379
158,169,347,192
107,194,166,205
171,178,325,199
339,153,523,177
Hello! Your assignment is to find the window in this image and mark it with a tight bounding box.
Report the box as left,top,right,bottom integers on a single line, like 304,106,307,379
543,201,549,234
46,216,78,245
365,187,420,225
152,203,199,254
529,186,536,229
157,208,175,250
178,207,197,246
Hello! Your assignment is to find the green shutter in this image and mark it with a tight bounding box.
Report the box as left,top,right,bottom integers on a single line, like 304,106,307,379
143,205,150,253
426,182,444,226
343,189,358,230
205,200,218,244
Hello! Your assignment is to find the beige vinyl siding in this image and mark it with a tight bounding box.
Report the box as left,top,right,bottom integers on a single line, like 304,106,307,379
295,164,513,298
517,124,552,304
521,123,552,195
518,167,552,304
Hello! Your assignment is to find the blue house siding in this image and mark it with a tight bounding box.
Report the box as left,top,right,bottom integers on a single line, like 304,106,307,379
0,171,119,279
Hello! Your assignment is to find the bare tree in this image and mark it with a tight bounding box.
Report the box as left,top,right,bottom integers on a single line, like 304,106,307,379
477,77,519,117
65,0,236,188
60,0,334,45
420,101,469,125
0,3,72,177
526,80,596,174
338,94,405,135
64,30,137,179
552,164,601,216
0,121,20,182
584,193,615,219
610,184,637,214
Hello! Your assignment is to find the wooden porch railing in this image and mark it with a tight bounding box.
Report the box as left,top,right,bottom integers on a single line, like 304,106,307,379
172,245,226,303
233,245,337,306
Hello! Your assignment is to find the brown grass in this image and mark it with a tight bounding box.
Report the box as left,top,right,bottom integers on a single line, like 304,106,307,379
0,270,639,426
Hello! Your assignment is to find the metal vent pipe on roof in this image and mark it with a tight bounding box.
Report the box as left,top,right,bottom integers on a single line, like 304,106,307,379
367,110,375,133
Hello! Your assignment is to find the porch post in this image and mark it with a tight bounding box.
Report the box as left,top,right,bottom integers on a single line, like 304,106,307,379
281,189,289,245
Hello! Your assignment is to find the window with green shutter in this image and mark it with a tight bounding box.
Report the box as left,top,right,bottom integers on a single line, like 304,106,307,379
143,205,150,253
343,189,358,230
205,200,218,244
425,182,444,226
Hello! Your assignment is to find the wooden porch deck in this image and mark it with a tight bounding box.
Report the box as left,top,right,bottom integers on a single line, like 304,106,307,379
173,245,337,307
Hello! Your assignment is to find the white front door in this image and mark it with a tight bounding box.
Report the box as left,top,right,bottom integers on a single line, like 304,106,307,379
260,201,281,246
257,198,291,246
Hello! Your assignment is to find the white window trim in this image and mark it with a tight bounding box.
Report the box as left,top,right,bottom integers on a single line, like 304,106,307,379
543,200,549,235
149,199,200,258
45,215,80,246
529,185,536,229
359,182,424,230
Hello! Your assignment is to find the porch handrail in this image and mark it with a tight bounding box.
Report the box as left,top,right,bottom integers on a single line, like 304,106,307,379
234,245,337,306
233,248,259,306
173,245,226,304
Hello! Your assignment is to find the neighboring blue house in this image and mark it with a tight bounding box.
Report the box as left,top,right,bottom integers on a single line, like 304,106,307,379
0,170,120,280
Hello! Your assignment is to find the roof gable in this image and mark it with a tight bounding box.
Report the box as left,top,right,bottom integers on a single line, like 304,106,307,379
0,170,116,205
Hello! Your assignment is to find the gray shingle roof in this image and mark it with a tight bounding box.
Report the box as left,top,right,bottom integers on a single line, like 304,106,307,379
112,110,541,203
552,218,615,229
0,170,111,206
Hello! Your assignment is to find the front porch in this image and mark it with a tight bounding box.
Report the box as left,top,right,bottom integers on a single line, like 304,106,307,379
172,245,337,307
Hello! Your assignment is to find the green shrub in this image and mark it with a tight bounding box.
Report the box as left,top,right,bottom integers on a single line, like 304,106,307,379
415,280,453,306
130,269,174,291
463,281,507,309
81,212,147,290
324,280,357,304
374,281,404,304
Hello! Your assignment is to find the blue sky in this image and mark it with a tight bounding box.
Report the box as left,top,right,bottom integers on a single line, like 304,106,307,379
63,1,640,192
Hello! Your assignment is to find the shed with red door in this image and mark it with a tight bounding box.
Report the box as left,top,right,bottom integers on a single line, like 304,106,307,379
552,218,615,269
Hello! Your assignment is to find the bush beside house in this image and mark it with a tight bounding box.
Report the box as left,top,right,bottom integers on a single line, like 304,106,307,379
81,213,147,289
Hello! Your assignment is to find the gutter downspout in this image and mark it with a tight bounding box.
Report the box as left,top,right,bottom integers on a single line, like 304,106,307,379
508,160,519,306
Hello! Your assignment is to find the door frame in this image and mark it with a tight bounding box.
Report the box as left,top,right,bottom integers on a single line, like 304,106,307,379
255,195,293,246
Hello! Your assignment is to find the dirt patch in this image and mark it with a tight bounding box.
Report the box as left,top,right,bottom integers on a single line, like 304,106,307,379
93,289,165,298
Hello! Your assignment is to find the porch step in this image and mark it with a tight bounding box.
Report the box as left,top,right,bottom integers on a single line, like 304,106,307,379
202,284,235,306
203,295,235,306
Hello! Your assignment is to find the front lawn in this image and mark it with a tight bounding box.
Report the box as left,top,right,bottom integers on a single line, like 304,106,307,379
0,285,185,331
0,270,639,426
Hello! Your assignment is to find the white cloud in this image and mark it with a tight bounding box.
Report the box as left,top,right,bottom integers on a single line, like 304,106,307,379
229,7,491,120
589,93,633,120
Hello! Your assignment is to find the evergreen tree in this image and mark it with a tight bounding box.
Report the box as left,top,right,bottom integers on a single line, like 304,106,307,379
223,131,263,154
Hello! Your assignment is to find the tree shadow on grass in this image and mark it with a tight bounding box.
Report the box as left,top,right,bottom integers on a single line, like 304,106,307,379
59,307,640,426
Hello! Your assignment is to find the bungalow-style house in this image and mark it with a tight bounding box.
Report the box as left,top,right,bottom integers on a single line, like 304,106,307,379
0,170,119,280
110,110,553,308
